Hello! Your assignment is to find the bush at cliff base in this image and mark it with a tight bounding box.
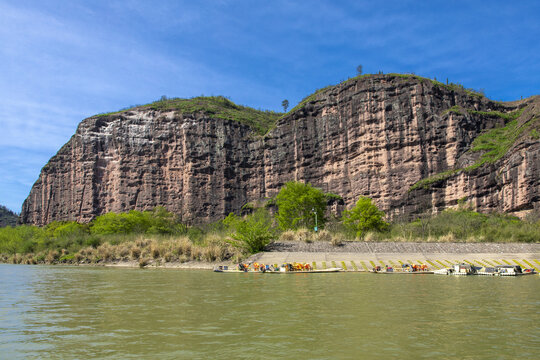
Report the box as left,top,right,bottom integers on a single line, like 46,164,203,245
389,209,540,242
226,209,275,253
341,197,389,238
90,207,185,235
0,225,46,254
275,181,326,231
0,207,189,256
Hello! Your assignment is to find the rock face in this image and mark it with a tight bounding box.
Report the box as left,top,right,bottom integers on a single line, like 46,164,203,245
20,75,540,225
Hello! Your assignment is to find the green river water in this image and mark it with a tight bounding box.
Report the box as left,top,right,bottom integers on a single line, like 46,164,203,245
0,263,538,359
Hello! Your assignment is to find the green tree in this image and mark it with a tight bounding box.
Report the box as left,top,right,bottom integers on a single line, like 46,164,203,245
275,181,326,230
90,212,134,235
46,221,88,239
342,197,388,238
227,209,275,253
281,99,289,112
356,65,363,75
143,207,181,234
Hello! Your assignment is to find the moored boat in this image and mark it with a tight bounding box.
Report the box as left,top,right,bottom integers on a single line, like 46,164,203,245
213,263,276,273
433,268,453,275
476,266,498,276
493,265,536,276
370,264,433,274
214,262,342,273
435,264,537,276
434,263,476,275
213,265,248,273
271,267,342,274
270,262,342,273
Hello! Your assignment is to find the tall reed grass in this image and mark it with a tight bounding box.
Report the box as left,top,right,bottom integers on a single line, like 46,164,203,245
0,233,240,266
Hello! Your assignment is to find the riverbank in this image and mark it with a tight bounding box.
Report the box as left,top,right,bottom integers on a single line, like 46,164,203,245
264,241,540,253
3,241,538,271
245,241,540,272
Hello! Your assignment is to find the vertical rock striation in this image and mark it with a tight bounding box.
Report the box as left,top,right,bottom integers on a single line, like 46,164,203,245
20,75,540,226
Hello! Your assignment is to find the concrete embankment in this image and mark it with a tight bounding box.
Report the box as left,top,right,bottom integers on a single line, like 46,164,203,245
246,241,540,271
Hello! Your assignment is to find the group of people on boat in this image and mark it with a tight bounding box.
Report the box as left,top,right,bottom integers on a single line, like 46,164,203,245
402,263,429,272
281,262,312,271
251,262,273,272
372,265,393,272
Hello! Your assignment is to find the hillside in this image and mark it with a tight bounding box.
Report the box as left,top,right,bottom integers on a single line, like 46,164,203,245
20,74,540,225
0,205,19,227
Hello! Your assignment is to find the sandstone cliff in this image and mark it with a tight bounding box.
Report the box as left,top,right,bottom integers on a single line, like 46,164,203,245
21,74,540,225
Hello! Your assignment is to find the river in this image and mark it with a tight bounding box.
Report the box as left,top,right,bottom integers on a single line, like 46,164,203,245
0,264,538,359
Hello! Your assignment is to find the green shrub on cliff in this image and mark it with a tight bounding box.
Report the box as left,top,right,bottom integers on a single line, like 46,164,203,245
466,109,533,170
275,181,327,230
90,212,135,234
409,108,532,191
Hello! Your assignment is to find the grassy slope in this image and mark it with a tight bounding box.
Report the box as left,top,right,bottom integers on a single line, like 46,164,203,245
410,105,539,191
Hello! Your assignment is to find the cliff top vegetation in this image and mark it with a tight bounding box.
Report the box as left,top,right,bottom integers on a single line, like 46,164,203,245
282,73,489,116
95,73,493,135
98,95,283,135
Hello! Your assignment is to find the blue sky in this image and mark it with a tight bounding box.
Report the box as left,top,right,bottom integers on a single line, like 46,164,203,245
1,0,539,213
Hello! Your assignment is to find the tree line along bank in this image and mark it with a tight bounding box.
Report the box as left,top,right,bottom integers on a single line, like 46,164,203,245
1,182,539,265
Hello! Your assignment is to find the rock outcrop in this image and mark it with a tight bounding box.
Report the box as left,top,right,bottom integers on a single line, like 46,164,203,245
20,75,540,225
